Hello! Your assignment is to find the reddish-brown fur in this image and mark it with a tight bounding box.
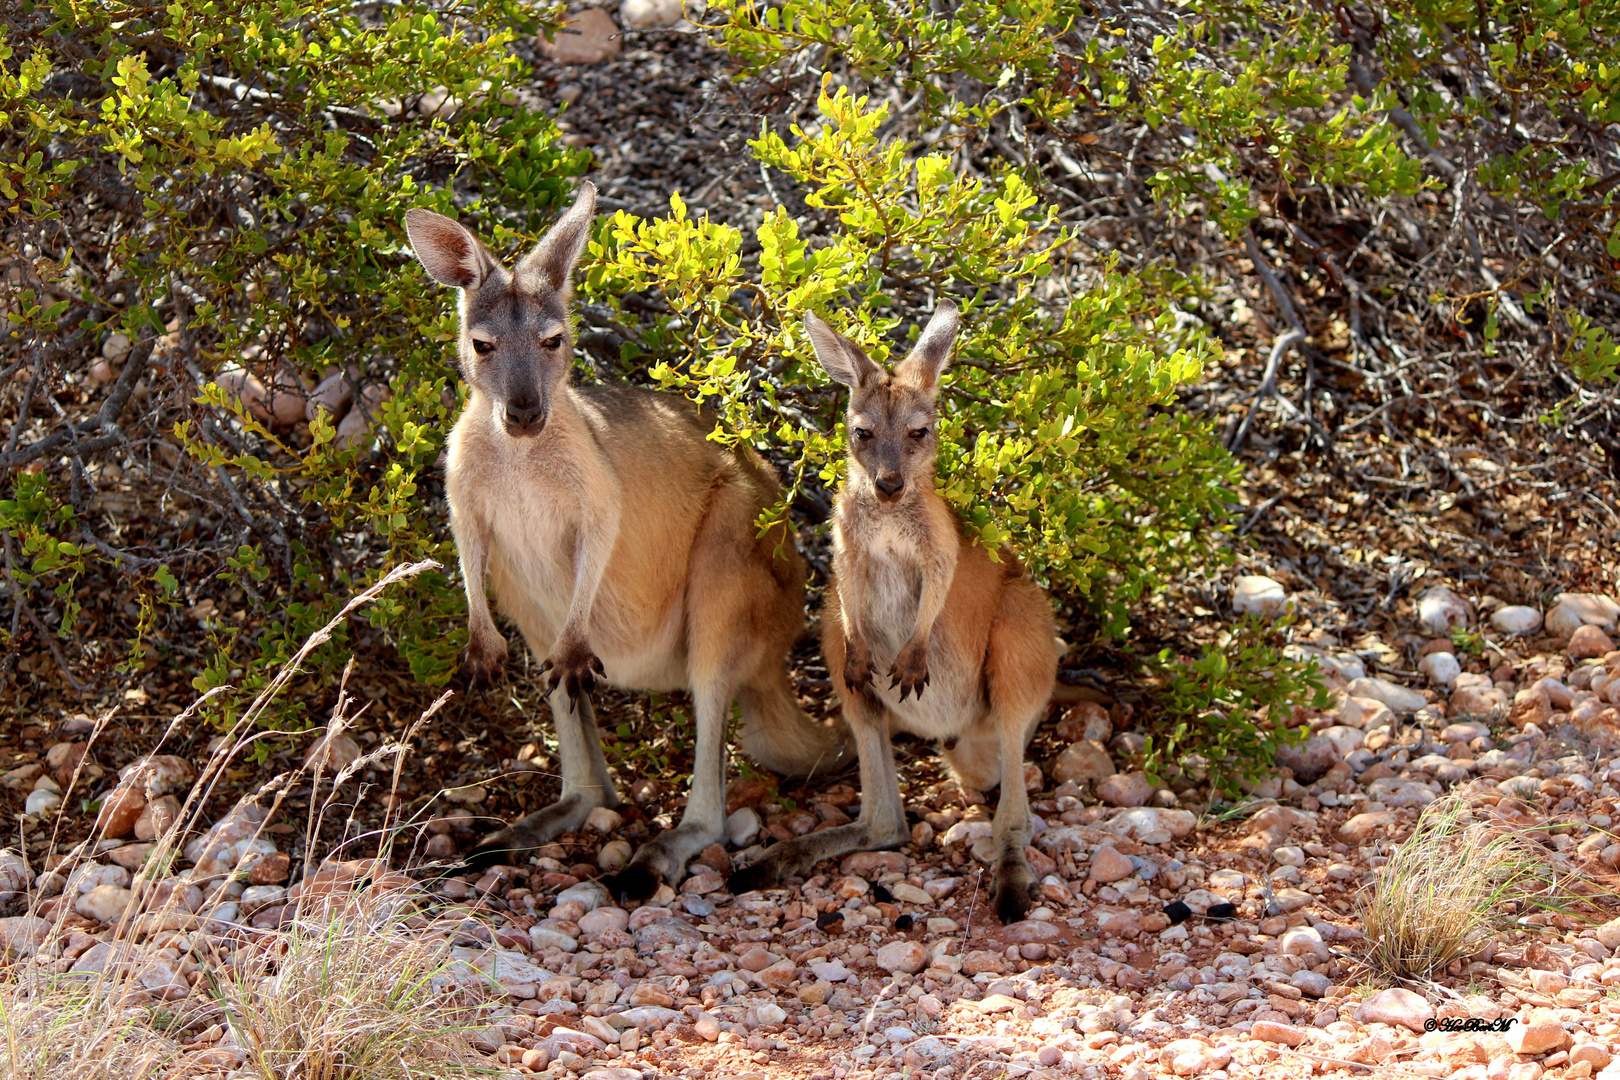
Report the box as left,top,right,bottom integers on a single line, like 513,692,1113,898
730,303,1059,921
404,185,849,897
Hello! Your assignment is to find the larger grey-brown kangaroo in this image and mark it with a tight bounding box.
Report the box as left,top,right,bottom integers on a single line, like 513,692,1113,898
730,303,1058,922
404,184,848,897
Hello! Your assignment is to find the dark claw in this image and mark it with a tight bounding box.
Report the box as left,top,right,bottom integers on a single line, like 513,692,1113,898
607,863,663,905
460,643,507,687
727,862,777,896
544,642,603,702
991,876,1038,924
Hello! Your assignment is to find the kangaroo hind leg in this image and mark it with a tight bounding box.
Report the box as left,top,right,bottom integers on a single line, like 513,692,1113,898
610,472,778,901
984,582,1058,923
465,683,617,872
730,681,906,894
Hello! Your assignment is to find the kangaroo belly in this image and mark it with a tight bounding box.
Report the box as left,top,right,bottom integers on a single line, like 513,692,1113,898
482,487,690,693
861,550,921,658
875,649,987,740
857,556,985,739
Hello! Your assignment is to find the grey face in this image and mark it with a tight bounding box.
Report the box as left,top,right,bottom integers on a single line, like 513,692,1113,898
804,303,961,507
404,184,596,439
460,271,572,437
847,379,938,504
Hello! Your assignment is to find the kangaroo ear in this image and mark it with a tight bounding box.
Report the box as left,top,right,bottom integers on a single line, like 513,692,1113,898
404,208,500,290
894,302,960,391
805,311,883,390
519,181,597,292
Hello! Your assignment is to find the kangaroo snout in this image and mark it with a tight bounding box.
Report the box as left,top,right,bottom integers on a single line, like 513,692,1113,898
504,397,547,436
874,473,906,501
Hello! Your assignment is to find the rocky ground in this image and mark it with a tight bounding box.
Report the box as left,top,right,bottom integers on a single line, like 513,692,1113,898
6,4,1620,1079
5,587,1620,1079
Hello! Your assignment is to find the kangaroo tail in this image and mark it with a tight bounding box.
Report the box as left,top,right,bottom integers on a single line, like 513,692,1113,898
738,669,853,779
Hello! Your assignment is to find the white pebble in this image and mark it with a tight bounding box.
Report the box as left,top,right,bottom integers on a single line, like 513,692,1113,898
1418,651,1461,686
1491,605,1542,634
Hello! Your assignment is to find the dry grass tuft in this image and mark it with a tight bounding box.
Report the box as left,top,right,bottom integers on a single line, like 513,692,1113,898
1,560,513,1080
1,885,496,1080
1358,794,1555,981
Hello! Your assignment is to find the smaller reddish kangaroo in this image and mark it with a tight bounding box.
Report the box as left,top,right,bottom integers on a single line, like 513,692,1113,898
730,302,1059,922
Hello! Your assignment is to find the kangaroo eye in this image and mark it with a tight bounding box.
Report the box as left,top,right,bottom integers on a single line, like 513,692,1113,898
853,428,873,441
471,339,495,355
540,334,564,350
910,428,929,439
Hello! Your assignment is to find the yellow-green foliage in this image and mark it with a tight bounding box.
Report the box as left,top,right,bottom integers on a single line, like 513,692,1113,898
1,0,585,723
588,84,1239,631
712,0,1620,379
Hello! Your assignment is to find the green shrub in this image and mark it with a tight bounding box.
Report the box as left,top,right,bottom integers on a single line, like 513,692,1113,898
695,0,1619,772
1140,615,1332,798
588,83,1239,633
1,0,584,722
710,0,1620,380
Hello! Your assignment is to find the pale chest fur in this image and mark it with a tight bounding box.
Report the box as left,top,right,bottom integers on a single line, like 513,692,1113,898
850,514,925,656
836,497,987,737
447,408,587,626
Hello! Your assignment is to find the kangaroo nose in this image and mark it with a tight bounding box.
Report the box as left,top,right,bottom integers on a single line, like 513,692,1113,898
875,475,905,498
505,400,544,432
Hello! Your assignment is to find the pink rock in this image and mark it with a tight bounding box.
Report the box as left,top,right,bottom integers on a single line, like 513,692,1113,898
1507,1010,1570,1055
839,851,908,876
737,947,780,972
1251,1020,1307,1046
1049,740,1114,785
303,731,361,772
214,366,269,423
1569,624,1616,660
756,958,798,988
1092,907,1141,936
1338,811,1398,844
1096,772,1154,807
1054,701,1112,743
1356,987,1432,1032
1417,585,1473,635
95,784,146,839
133,795,181,841
542,7,620,65
1087,844,1135,884
875,940,928,975
305,367,356,422
0,915,51,953
1509,687,1553,730
1571,1043,1612,1070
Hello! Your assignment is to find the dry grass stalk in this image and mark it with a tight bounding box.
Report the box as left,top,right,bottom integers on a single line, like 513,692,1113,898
1359,794,1554,981
0,884,494,1080
0,560,511,1080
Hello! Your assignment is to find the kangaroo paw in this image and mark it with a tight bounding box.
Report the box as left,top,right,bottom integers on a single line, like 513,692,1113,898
887,639,930,702
607,863,664,905
460,631,508,686
727,859,784,897
990,865,1039,924
541,637,605,702
842,637,876,694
